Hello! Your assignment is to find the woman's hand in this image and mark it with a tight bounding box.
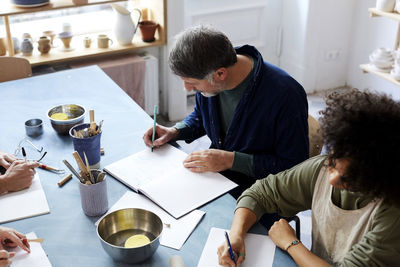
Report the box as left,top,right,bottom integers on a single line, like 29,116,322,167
268,219,297,250
0,151,17,170
0,250,15,267
0,226,30,253
0,160,39,193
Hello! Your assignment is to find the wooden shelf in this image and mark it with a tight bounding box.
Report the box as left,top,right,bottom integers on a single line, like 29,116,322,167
368,7,400,21
17,35,165,66
1,0,126,16
1,0,167,66
360,63,400,86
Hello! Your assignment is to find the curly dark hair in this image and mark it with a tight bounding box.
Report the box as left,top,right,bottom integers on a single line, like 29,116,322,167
168,25,237,79
320,89,400,206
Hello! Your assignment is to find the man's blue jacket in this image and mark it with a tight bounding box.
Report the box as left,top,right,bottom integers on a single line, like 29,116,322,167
181,45,309,197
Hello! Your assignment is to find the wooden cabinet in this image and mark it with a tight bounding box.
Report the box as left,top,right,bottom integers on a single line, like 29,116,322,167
360,7,400,86
0,0,166,66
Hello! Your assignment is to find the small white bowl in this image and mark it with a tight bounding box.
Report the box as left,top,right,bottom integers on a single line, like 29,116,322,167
369,55,393,69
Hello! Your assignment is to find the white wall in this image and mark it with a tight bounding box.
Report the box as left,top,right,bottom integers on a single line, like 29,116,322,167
280,0,355,93
347,0,400,100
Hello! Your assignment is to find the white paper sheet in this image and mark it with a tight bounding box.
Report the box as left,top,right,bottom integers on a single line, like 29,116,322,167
104,144,237,218
9,232,52,267
95,191,205,250
198,227,276,267
0,173,50,223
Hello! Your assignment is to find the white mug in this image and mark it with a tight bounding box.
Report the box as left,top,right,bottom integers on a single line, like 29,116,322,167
97,34,113,48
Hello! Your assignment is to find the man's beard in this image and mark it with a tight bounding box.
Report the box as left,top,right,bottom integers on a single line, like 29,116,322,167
201,92,218,97
200,81,225,97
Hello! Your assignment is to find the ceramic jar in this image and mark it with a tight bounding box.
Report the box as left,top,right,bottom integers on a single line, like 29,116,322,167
138,21,159,42
21,38,33,56
12,37,20,54
376,0,396,12
38,36,51,54
0,37,6,56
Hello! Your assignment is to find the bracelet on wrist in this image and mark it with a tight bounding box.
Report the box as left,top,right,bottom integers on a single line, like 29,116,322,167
285,239,301,251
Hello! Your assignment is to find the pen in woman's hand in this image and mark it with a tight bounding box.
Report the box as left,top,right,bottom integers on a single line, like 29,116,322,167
225,231,237,266
21,147,27,162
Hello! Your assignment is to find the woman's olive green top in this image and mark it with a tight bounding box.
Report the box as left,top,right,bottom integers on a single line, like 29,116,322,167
237,155,400,266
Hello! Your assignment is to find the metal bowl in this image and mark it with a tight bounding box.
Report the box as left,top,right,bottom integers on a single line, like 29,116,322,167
47,104,85,135
25,118,43,137
97,208,163,264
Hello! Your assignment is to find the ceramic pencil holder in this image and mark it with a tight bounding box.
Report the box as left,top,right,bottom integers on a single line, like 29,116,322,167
78,170,108,216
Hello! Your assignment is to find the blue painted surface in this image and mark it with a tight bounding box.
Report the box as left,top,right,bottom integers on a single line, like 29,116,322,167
0,66,296,266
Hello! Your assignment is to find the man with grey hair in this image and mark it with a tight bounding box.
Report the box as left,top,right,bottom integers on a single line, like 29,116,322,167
143,25,309,220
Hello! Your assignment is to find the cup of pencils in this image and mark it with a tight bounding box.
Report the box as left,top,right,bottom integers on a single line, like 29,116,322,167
78,169,108,216
69,110,103,169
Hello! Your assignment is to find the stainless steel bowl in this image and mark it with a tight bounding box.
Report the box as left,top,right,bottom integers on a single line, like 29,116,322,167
25,118,43,137
97,208,163,264
47,104,85,135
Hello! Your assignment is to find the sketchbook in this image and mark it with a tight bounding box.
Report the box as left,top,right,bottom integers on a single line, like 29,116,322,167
198,227,276,267
95,191,205,250
104,144,237,218
0,173,50,223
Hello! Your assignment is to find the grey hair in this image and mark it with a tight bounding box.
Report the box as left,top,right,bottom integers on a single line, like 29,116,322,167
168,25,237,80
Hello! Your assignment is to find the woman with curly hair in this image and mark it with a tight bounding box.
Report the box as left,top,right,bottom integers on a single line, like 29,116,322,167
217,89,400,266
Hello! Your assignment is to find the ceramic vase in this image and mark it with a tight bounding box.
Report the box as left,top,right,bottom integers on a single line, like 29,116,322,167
0,38,6,56
111,4,141,46
12,37,20,54
138,21,158,42
376,0,396,12
21,38,33,56
38,36,51,54
43,30,56,46
395,0,400,12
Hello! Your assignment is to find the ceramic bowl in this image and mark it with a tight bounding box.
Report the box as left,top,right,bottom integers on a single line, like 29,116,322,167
370,63,392,73
47,104,85,135
372,48,393,59
97,208,163,264
12,0,49,7
369,55,393,69
58,31,73,39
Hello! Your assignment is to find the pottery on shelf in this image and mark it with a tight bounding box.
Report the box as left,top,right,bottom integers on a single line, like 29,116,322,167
22,33,33,42
58,31,73,50
138,20,159,42
11,0,49,7
12,37,20,54
43,30,56,46
376,0,396,12
72,0,88,4
369,47,394,72
111,4,141,46
21,38,34,56
0,38,7,56
38,36,51,54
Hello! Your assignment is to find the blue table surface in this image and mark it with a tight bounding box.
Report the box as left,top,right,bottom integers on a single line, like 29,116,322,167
0,66,296,267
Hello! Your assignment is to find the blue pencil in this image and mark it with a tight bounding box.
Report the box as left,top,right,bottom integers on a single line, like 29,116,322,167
151,105,158,152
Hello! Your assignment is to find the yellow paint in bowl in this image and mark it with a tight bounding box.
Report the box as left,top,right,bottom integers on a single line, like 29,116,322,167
124,234,151,248
50,112,68,120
